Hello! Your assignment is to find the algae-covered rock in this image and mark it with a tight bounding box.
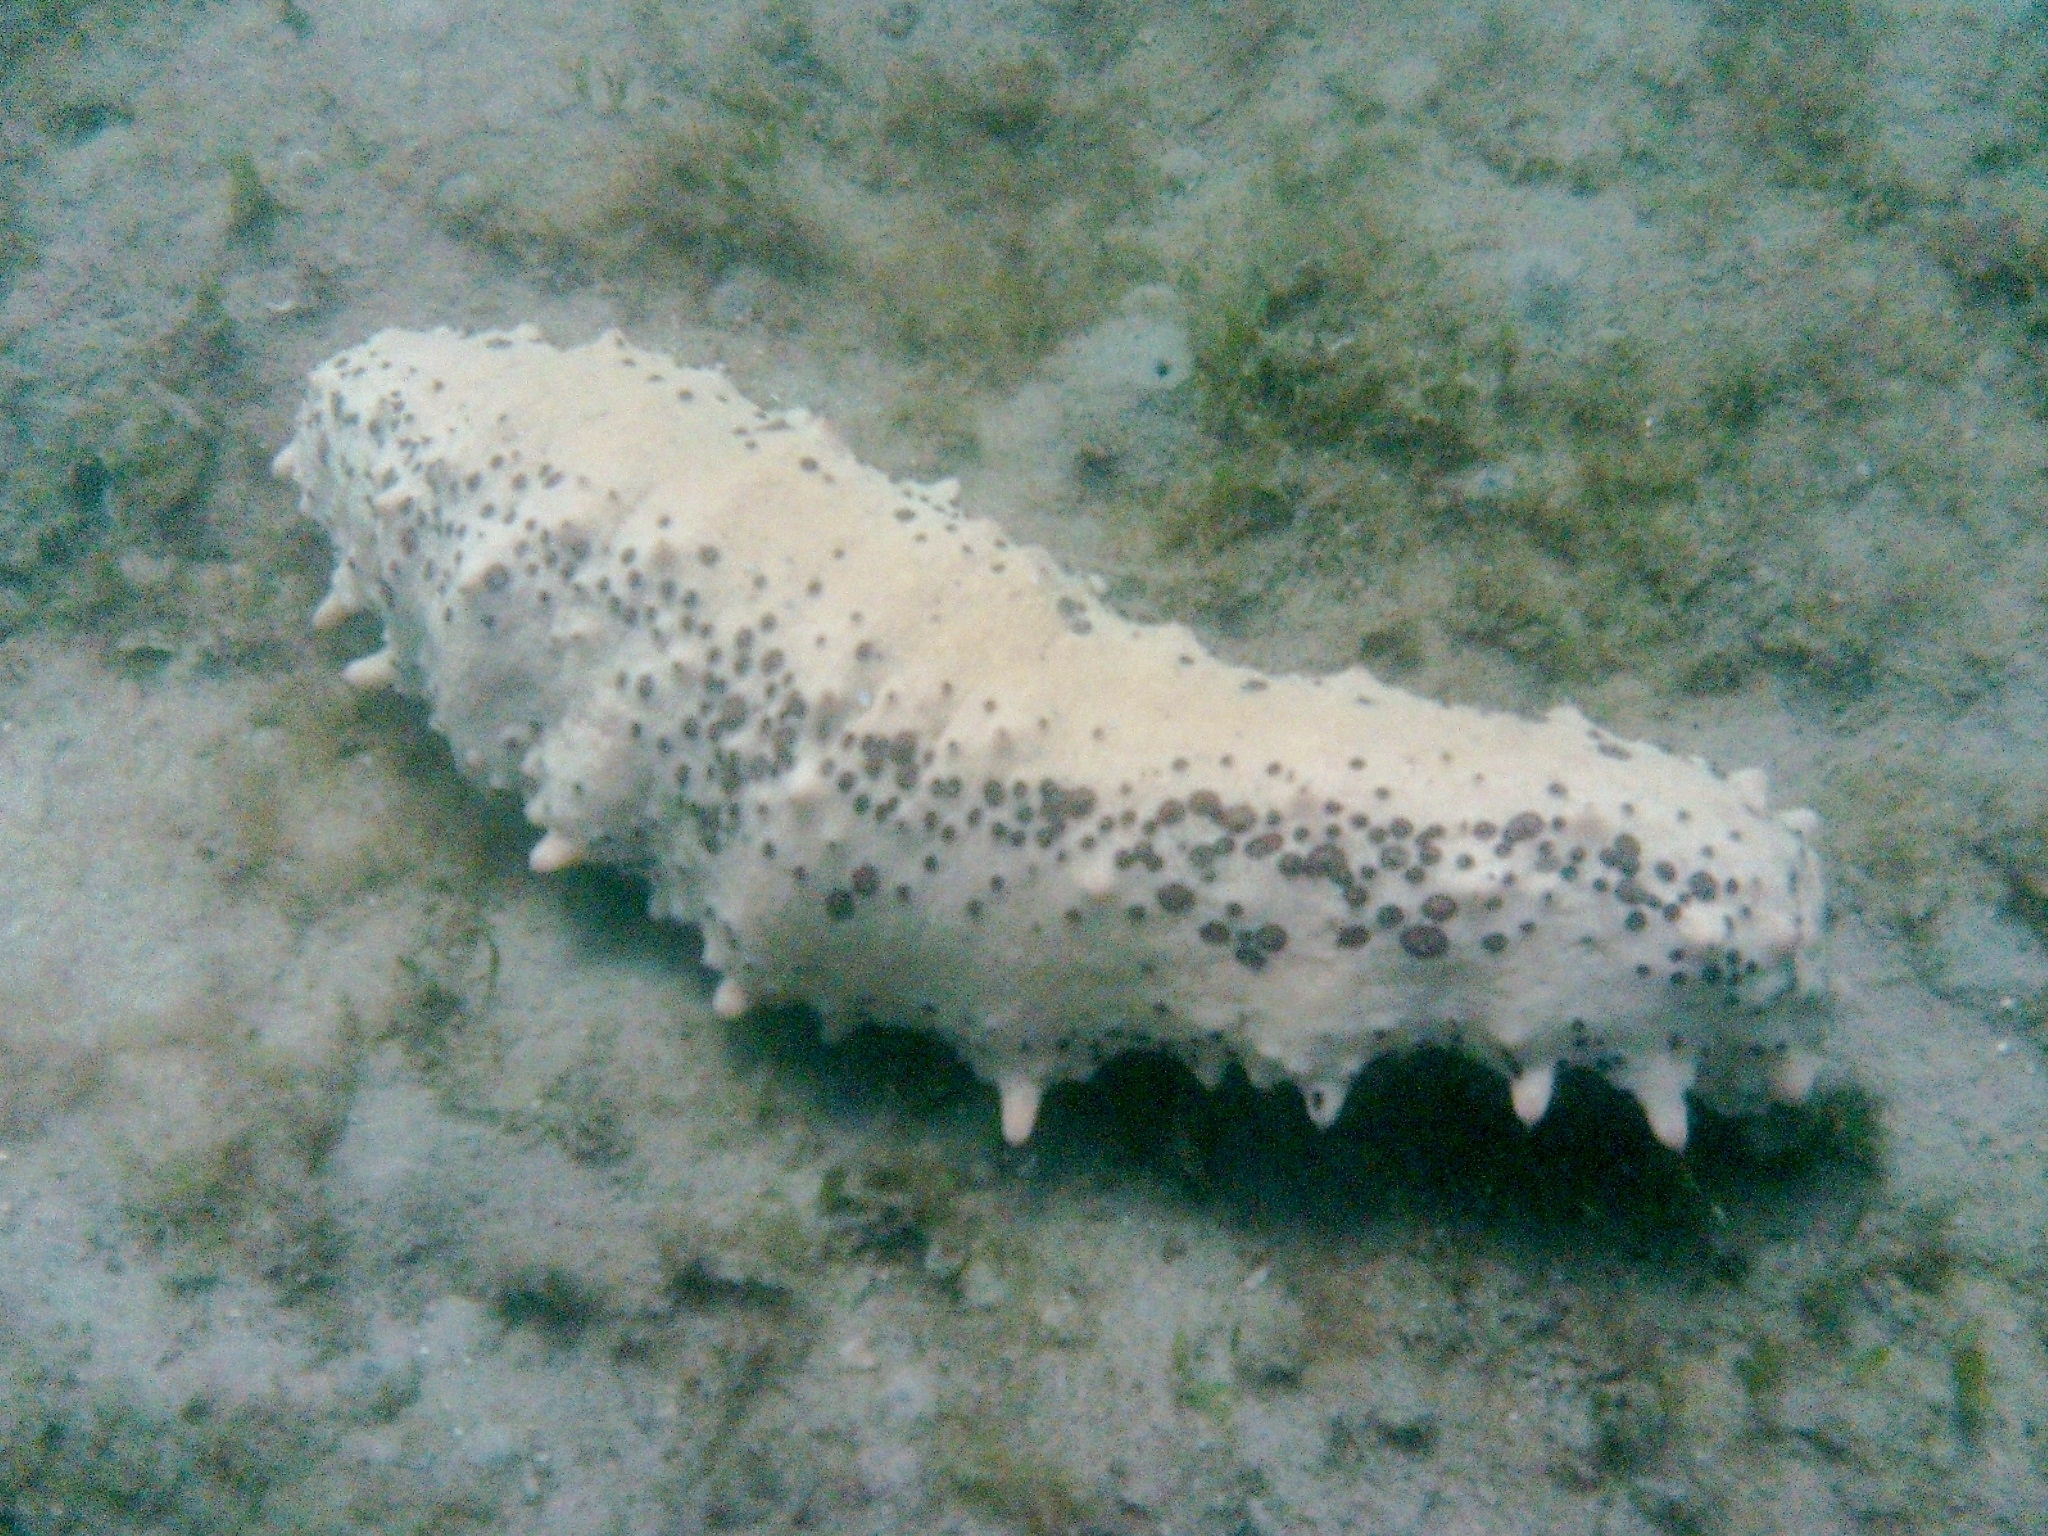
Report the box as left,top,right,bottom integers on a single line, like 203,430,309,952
78,381,215,538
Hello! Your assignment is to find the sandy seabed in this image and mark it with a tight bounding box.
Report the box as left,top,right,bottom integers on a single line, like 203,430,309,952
3,2,2048,1532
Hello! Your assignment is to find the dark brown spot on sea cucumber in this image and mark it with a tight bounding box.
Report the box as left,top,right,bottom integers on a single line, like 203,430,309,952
1400,924,1449,959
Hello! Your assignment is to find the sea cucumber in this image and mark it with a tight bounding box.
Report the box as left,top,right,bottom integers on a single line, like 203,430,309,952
275,326,1828,1151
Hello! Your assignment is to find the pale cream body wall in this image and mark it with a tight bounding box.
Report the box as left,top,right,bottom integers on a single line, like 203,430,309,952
277,327,1828,1150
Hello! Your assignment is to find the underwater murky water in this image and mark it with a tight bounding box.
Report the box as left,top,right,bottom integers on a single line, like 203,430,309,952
2,3,2047,1532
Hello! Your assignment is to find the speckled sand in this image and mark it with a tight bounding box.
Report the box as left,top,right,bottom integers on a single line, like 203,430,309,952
4,4,2048,1534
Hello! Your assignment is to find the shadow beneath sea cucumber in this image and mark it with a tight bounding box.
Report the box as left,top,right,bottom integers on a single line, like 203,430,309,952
729,1002,1885,1271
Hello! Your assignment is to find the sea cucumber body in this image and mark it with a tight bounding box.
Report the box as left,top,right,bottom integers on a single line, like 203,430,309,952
278,327,1827,1148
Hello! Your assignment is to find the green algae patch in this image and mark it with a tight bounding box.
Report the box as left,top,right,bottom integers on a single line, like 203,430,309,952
1699,0,1893,194
935,1406,1100,1536
223,149,290,244
1153,145,1756,685
526,5,1161,413
1181,158,1498,469
1734,1332,1792,1405
1423,4,1676,198
384,907,505,1111
0,988,108,1140
0,1353,501,1536
112,1031,359,1314
70,381,216,543
0,158,28,289
862,50,1154,383
596,118,838,287
491,1265,602,1341
0,0,100,77
818,1143,969,1265
1169,1325,1235,1420
1950,1323,1995,1447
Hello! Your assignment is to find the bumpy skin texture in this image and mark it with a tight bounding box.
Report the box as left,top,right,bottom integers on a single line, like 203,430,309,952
278,327,1829,1150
